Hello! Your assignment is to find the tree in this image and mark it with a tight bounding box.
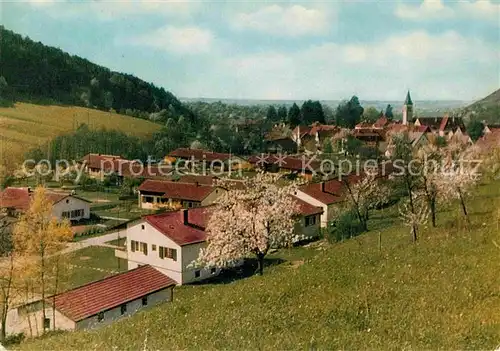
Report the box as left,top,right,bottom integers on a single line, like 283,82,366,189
437,145,479,222
288,103,301,128
277,105,288,123
345,135,363,156
266,105,278,122
385,104,394,120
301,100,325,125
363,106,380,123
0,214,18,343
12,187,73,335
342,172,390,231
392,134,423,242
197,174,299,276
322,137,333,154
412,144,445,227
467,120,484,142
335,96,364,128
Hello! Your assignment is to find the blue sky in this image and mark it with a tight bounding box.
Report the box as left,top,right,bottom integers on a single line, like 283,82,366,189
2,0,499,101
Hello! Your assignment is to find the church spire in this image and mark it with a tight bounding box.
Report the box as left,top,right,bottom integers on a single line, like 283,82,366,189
404,90,413,106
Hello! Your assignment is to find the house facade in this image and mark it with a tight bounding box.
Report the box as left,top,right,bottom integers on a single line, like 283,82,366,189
7,266,175,337
123,208,219,285
0,187,90,221
295,181,345,227
137,179,224,210
120,200,323,285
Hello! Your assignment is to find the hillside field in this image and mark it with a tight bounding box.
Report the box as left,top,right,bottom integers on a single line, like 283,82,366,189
16,179,500,350
0,103,160,162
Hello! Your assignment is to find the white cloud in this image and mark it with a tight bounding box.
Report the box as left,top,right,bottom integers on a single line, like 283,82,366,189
457,0,500,20
179,31,499,100
395,0,499,22
395,0,454,20
24,0,200,20
231,4,331,37
129,25,213,55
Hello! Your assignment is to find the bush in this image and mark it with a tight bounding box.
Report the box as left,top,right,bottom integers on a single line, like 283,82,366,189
4,332,25,346
328,211,365,243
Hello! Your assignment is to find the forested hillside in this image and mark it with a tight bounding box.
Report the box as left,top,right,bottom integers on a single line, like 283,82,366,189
457,88,500,124
0,26,193,122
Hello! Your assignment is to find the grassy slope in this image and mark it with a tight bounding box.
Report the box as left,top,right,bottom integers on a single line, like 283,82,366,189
0,103,160,161
17,181,500,350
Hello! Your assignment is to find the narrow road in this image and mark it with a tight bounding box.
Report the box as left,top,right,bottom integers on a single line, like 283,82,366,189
61,230,127,254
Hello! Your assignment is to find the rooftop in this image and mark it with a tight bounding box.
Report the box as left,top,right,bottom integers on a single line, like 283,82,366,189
50,265,175,322
138,179,217,201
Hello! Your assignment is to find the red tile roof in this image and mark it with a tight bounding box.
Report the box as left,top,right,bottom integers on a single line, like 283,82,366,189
373,117,389,129
0,188,89,212
290,196,323,216
120,164,174,179
247,155,323,172
144,207,210,246
439,115,449,132
0,188,30,211
169,148,234,162
298,180,345,205
138,180,217,201
167,174,218,185
51,265,175,322
80,154,126,170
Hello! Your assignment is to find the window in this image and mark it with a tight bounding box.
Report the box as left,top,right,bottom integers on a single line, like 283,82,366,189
43,318,50,329
195,270,201,278
141,224,145,230
120,304,127,315
131,240,136,252
66,199,69,204
210,268,216,274
143,196,153,203
142,296,148,306
152,244,157,251
305,215,317,227
159,247,177,261
141,242,148,255
62,211,69,218
97,312,104,322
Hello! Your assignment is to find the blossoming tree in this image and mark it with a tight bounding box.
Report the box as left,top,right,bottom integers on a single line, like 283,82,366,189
197,173,299,276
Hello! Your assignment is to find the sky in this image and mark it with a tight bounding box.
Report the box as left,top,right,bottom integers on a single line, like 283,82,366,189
2,0,500,102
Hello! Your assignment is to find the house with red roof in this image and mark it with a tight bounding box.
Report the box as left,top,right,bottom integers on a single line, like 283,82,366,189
137,179,224,210
294,180,346,227
168,148,245,171
121,199,323,284
0,187,91,221
292,123,338,152
8,265,175,336
247,155,335,180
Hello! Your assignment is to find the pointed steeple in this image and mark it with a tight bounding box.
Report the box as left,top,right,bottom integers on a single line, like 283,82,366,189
404,90,413,105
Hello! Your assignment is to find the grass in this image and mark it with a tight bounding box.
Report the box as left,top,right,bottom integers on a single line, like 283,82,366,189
15,180,500,350
63,246,127,291
0,102,160,162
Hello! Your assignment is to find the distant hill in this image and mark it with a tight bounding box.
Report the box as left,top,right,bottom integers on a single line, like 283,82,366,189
0,103,160,163
456,88,500,124
0,26,193,122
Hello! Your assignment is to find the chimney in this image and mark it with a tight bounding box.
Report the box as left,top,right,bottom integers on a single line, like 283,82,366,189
320,182,325,192
181,209,188,225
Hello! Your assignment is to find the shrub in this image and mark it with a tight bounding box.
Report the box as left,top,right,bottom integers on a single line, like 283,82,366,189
328,211,365,243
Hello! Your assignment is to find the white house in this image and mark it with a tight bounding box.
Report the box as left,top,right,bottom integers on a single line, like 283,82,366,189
122,207,218,285
294,180,346,228
119,200,323,285
137,179,224,210
0,187,91,221
6,265,175,337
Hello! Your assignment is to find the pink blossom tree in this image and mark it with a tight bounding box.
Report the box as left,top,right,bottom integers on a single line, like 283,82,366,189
197,173,299,275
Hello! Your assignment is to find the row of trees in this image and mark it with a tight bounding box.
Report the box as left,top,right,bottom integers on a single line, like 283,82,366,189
332,137,481,243
0,188,73,342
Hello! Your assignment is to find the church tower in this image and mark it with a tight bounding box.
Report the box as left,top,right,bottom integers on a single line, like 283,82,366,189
402,90,413,125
